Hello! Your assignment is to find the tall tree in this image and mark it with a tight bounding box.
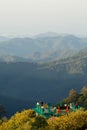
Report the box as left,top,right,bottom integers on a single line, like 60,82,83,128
68,89,78,102
81,86,87,97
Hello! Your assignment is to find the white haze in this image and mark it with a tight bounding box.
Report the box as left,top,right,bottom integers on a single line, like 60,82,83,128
0,0,87,36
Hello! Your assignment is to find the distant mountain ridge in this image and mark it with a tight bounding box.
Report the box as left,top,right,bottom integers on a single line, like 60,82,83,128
0,55,30,63
34,32,59,38
0,36,10,42
0,33,87,62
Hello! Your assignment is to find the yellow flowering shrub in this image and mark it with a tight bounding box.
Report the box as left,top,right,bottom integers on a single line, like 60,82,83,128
0,109,87,130
48,110,87,130
0,109,36,130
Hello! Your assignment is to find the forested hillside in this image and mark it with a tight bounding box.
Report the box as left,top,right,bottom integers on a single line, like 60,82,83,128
1,50,87,116
0,34,87,61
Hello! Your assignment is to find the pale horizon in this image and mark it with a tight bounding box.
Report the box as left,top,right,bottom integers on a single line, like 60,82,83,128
0,0,87,36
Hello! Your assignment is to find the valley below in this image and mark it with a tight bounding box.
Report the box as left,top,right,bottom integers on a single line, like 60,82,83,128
0,34,87,117
0,56,87,117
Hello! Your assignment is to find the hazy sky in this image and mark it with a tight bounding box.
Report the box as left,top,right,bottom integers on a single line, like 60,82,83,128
0,0,87,36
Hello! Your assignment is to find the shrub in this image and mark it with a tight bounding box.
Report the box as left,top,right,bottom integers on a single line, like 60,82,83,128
48,110,87,130
30,116,48,130
0,109,87,130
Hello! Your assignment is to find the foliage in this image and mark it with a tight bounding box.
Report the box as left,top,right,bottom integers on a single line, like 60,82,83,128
61,87,87,109
0,116,8,125
62,88,79,103
30,116,48,130
69,89,78,101
0,109,36,130
48,110,87,130
0,109,87,130
80,86,87,99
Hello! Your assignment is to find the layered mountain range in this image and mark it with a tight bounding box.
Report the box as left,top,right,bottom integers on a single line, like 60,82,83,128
0,33,87,62
0,33,87,116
